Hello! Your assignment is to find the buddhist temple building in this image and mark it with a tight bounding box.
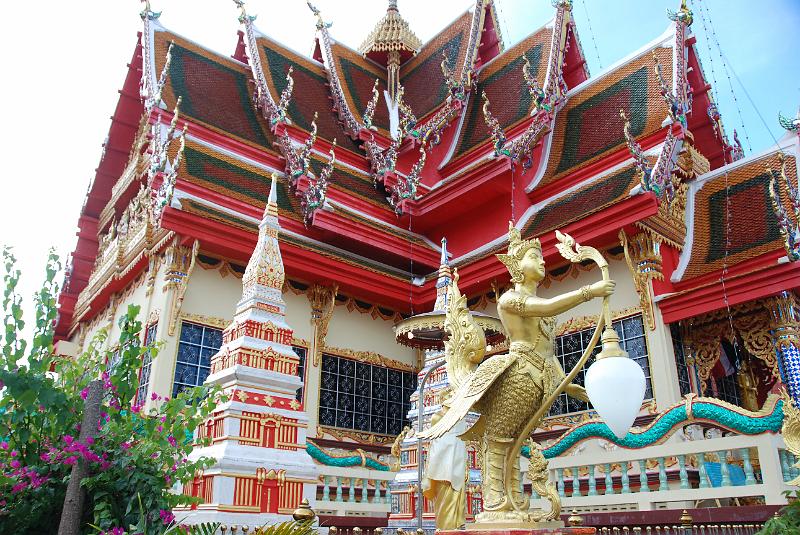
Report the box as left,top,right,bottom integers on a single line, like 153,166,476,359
54,0,800,530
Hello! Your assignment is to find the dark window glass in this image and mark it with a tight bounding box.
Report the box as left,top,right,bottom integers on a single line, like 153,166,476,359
319,353,416,435
670,323,694,396
135,322,159,406
293,346,307,402
549,314,653,416
172,322,223,397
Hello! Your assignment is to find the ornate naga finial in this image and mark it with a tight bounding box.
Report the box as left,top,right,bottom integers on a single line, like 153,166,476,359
397,85,418,137
389,146,426,213
150,99,187,221
524,56,557,115
294,112,318,180
667,0,693,25
707,102,744,162
482,93,507,157
307,1,332,30
779,107,800,134
271,67,294,128
550,0,572,9
363,79,380,131
496,222,542,284
141,42,174,112
233,0,256,23
653,50,687,130
302,139,336,225
483,72,555,169
620,108,653,189
767,153,800,261
140,0,160,20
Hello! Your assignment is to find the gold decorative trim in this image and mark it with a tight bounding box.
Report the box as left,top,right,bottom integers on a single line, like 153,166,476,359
317,425,395,445
322,344,415,372
179,313,231,331
308,284,338,367
556,306,642,337
165,240,200,336
620,230,663,330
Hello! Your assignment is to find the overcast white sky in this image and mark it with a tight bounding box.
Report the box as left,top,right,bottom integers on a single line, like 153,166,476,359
0,0,796,338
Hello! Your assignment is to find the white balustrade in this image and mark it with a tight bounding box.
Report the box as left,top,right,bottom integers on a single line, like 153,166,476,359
532,433,790,512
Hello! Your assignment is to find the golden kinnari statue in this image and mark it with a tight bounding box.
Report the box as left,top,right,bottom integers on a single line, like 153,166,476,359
419,222,617,525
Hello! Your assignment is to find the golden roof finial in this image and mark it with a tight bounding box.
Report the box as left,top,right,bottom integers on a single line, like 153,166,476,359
358,0,421,56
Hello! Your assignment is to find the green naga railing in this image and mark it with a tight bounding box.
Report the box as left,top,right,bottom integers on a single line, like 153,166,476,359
521,394,785,459
306,439,391,471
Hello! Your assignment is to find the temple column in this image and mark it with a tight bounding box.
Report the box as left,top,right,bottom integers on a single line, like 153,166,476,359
768,291,800,404
647,303,683,407
622,230,682,406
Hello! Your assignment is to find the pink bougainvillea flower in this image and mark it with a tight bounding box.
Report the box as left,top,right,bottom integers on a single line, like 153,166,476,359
10,460,20,469
80,388,88,400
151,392,160,401
63,435,74,446
167,435,177,447
10,450,17,457
0,441,7,450
159,508,175,525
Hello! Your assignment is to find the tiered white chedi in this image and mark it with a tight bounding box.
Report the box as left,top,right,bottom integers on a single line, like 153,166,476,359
180,175,317,527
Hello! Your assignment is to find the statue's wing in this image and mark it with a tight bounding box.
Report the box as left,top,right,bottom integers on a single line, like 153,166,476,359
445,270,486,392
418,354,514,440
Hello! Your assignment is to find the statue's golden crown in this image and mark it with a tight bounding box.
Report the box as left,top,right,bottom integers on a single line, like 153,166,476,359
496,222,541,282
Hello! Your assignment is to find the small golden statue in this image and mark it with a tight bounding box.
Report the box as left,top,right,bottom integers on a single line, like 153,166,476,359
419,223,615,524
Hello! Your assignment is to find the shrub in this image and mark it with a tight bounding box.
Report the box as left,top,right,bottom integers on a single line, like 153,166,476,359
0,248,225,534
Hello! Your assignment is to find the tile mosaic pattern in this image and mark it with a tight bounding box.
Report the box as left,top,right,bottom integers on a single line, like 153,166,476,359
154,31,275,151
399,11,472,119
537,45,673,189
681,152,797,280
450,25,552,161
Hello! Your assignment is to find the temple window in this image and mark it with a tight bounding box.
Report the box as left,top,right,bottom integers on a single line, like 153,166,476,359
670,323,694,396
293,345,307,403
319,353,417,436
549,314,653,416
135,321,159,405
172,322,223,397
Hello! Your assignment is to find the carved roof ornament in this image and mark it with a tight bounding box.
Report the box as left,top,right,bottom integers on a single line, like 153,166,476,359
149,100,187,222
707,101,744,162
767,153,800,261
481,57,561,169
388,145,427,214
666,0,693,26
779,106,800,135
358,0,422,57
307,2,364,139
234,0,291,131
620,108,653,188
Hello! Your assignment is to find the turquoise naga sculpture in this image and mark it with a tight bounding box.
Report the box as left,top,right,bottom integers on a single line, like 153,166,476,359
522,394,784,460
306,395,783,469
306,439,391,471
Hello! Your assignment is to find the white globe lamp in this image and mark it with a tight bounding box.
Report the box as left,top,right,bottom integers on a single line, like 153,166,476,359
585,326,647,439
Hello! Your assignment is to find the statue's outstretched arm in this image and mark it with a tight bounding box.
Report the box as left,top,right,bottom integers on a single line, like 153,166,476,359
502,280,614,317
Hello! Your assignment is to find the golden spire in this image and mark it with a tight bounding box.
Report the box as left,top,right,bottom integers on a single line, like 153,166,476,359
358,0,422,56
358,1,421,106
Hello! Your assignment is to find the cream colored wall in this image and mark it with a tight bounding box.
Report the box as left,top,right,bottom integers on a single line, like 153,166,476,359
326,305,415,365
284,290,314,343
75,274,150,354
